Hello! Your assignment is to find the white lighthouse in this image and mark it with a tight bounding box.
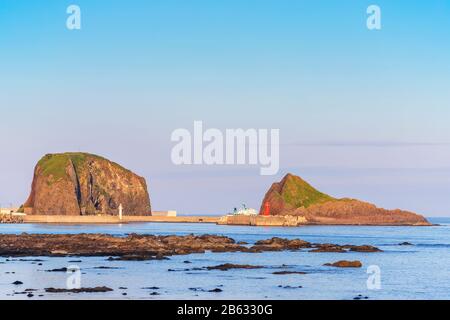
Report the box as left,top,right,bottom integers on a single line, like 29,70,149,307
118,204,123,220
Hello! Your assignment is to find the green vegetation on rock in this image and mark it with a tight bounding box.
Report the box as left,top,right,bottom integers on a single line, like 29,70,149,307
37,152,132,183
38,153,87,181
278,173,335,208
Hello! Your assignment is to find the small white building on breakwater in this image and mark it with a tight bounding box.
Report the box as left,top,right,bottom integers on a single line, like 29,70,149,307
0,207,19,215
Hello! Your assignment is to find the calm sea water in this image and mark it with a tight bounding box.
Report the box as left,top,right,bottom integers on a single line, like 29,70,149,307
0,217,449,300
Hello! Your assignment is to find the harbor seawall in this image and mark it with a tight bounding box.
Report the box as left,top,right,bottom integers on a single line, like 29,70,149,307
24,215,220,224
22,214,306,226
217,215,307,227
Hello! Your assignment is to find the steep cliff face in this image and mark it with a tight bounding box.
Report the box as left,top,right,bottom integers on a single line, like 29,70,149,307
23,153,151,216
260,174,430,226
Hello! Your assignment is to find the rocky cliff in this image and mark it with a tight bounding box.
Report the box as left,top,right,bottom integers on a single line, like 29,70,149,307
23,153,151,216
260,173,430,225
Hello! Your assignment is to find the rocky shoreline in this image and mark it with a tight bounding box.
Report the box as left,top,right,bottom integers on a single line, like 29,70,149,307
0,234,389,299
0,234,381,258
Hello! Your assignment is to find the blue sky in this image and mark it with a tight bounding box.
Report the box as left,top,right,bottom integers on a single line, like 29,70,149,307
1,1,449,216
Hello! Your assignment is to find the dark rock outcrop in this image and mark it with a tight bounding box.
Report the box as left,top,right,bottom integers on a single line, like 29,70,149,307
272,271,306,275
310,243,381,253
310,244,347,253
260,173,430,226
251,237,311,251
345,245,381,252
248,237,381,253
45,286,113,293
23,153,151,216
0,233,250,258
206,264,263,271
324,260,362,268
0,233,382,258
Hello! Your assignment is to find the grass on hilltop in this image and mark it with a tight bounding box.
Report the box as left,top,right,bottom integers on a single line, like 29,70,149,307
37,152,132,183
278,174,336,208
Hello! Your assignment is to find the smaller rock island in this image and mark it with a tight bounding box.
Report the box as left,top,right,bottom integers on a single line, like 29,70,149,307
259,173,430,226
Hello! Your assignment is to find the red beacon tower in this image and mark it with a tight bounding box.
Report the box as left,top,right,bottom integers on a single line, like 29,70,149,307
262,201,270,216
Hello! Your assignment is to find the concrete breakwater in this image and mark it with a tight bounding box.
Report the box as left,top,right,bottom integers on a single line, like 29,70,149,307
21,214,305,226
23,215,220,224
217,215,307,227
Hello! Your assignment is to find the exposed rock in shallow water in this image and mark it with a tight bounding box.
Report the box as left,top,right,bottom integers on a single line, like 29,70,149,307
46,267,69,272
45,286,113,293
324,260,362,268
310,244,382,253
251,237,311,252
16,258,45,262
249,237,381,253
344,245,381,252
107,254,169,261
278,285,303,289
310,244,346,253
0,234,381,259
0,233,249,257
272,271,306,275
206,264,263,271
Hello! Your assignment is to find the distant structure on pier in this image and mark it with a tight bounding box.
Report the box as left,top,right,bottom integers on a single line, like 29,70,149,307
232,204,258,216
0,207,19,215
151,210,177,217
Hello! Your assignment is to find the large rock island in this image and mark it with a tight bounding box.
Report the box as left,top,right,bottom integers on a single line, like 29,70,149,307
259,173,430,226
22,153,151,216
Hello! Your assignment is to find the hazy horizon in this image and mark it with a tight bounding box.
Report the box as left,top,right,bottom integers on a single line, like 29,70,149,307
1,0,449,216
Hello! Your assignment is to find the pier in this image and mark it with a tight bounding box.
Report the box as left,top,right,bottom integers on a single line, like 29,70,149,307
23,215,220,224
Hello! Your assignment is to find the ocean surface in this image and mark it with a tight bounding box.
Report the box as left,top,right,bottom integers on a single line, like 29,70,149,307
0,217,449,300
